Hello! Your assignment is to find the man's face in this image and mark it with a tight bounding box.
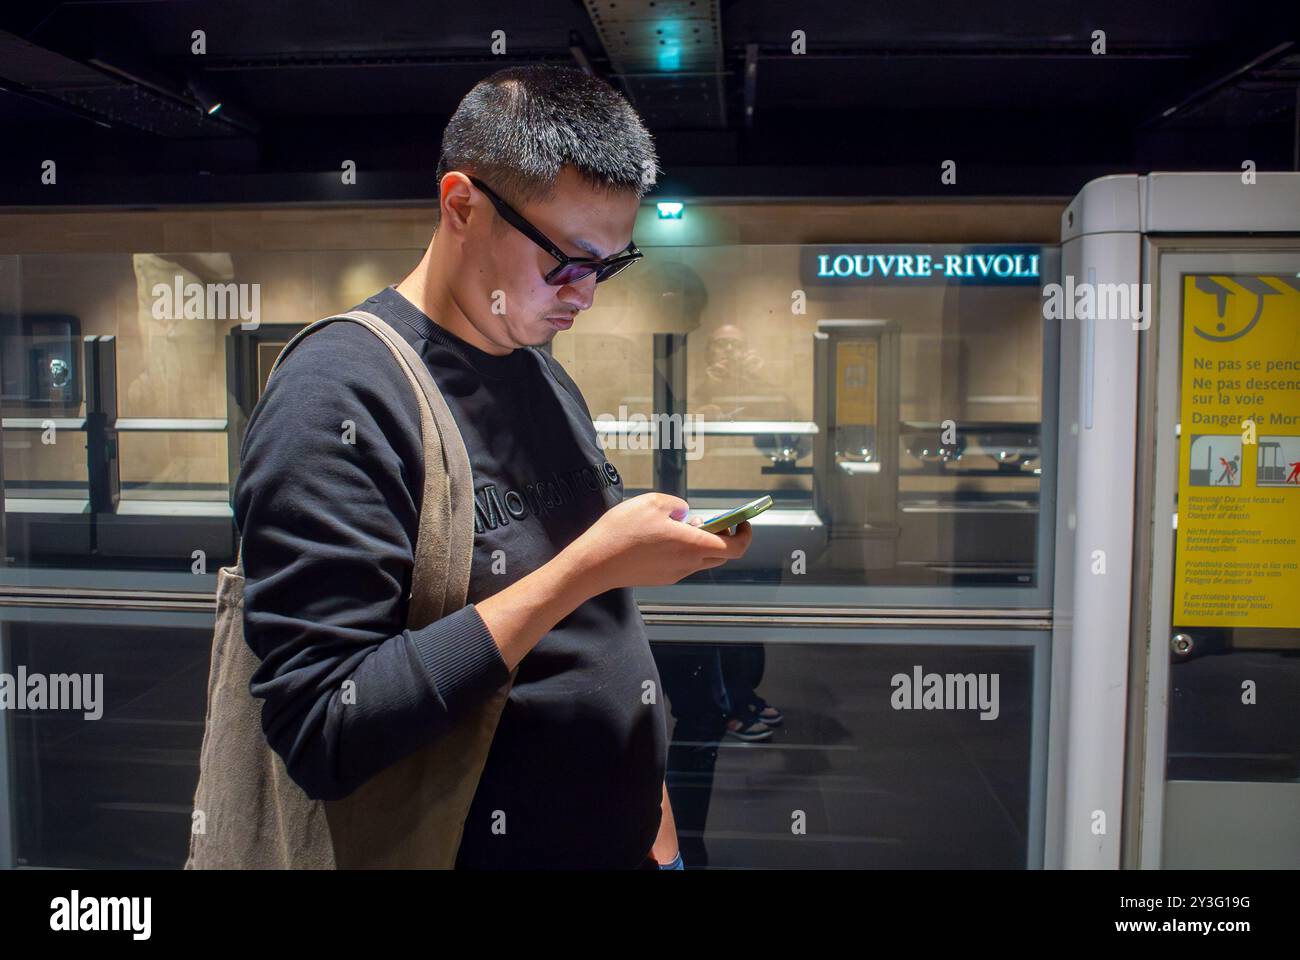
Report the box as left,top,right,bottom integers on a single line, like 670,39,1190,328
450,165,639,351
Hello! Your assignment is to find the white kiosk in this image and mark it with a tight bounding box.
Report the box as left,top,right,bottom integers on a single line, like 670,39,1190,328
1050,172,1300,868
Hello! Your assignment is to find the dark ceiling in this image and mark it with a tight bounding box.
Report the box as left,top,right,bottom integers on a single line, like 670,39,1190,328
0,0,1296,205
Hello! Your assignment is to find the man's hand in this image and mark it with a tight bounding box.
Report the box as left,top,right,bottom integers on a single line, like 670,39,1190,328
567,492,752,595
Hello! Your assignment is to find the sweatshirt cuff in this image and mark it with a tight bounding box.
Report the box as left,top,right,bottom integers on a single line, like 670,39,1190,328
405,603,510,713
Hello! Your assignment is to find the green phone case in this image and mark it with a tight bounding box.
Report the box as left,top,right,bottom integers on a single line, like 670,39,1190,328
698,495,773,534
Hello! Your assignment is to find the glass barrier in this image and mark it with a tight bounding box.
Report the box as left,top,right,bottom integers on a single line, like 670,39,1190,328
551,243,1059,605
1,249,415,580
1,609,213,868
2,243,1057,607
652,628,1045,868
1,612,1043,869
0,237,1057,869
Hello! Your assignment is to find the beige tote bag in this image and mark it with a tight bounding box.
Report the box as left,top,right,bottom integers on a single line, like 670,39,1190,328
185,309,515,869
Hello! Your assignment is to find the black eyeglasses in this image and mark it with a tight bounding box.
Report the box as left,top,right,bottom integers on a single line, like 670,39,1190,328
467,175,644,286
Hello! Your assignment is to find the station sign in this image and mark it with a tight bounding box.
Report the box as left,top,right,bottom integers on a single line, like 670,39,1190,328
802,244,1043,286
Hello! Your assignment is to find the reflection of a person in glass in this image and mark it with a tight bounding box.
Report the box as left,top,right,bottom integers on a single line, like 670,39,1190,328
691,323,790,741
696,323,786,422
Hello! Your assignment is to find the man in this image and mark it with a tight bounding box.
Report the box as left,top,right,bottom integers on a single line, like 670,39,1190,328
235,64,751,869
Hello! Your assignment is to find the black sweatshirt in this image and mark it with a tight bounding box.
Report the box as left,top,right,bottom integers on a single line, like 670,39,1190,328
235,283,668,869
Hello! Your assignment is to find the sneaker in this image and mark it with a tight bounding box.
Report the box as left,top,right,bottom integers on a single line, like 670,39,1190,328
748,696,784,727
724,714,773,742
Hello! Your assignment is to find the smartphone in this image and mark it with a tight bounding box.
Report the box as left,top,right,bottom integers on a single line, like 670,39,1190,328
696,495,773,534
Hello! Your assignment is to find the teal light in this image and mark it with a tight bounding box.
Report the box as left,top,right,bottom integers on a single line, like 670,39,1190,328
206,102,223,115
655,19,684,71
657,201,684,219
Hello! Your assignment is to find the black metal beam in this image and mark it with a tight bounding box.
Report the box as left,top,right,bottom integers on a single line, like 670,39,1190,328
1141,41,1297,128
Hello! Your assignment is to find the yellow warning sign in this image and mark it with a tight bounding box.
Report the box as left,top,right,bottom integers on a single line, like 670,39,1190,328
1174,273,1300,628
835,340,878,427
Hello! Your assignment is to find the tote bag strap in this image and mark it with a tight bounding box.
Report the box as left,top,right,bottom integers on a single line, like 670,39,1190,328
232,309,474,624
